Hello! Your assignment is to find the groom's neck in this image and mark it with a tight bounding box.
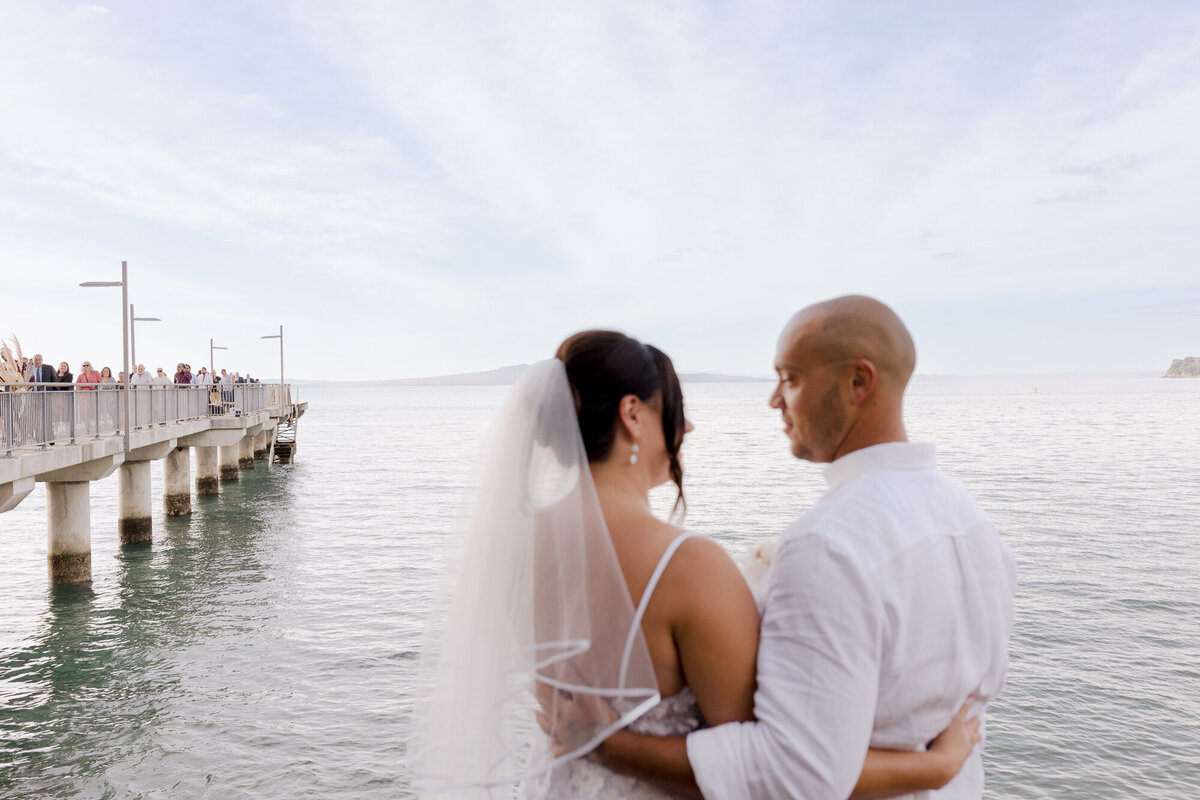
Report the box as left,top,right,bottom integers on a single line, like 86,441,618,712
829,400,908,463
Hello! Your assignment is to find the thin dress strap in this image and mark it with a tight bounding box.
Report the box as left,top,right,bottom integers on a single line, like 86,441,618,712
618,532,696,689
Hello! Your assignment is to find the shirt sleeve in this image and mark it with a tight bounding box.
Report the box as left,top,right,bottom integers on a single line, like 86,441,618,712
687,532,883,799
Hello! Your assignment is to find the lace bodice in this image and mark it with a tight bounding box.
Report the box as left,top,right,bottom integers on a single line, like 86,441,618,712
521,687,703,798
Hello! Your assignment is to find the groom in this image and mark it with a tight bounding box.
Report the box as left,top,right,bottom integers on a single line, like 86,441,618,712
589,295,1016,798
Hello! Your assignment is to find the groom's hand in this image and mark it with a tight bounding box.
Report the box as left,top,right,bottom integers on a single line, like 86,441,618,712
534,680,618,758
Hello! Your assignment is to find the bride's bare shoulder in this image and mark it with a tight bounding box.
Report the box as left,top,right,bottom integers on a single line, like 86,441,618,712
616,518,737,577
661,533,745,592
613,519,747,606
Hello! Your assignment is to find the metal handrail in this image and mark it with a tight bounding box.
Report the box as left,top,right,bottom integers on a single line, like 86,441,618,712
0,383,292,456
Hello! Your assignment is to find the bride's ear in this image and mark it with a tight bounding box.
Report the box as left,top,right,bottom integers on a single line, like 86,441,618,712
616,394,642,440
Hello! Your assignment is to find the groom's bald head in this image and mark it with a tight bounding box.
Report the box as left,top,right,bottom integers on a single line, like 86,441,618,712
771,295,914,462
781,295,916,390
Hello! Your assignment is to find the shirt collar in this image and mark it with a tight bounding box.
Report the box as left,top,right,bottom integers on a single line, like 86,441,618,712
823,441,936,491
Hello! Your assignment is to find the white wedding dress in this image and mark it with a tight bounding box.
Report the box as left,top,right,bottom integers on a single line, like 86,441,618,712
522,532,704,799
410,361,694,797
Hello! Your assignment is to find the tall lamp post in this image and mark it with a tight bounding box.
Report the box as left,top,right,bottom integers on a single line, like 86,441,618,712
261,325,284,412
210,338,228,376
130,303,161,369
80,260,130,451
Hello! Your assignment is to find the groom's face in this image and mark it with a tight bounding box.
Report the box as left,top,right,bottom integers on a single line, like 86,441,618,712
770,324,849,463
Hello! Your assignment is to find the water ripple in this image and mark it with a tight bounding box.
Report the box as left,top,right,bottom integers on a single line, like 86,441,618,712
1,378,1198,797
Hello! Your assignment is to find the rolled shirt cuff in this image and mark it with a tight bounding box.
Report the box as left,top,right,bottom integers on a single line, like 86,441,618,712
686,722,751,800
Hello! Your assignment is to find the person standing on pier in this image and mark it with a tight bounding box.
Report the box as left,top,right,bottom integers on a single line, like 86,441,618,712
30,354,56,386
132,364,153,384
76,361,100,389
29,354,57,443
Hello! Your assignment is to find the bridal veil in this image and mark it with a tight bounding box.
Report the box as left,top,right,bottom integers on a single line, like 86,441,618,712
409,359,661,796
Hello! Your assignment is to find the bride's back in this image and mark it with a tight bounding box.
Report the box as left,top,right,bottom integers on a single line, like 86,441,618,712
558,330,759,728
604,509,692,696
601,502,759,721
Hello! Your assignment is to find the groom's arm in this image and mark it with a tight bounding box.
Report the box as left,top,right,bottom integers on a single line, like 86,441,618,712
686,532,882,800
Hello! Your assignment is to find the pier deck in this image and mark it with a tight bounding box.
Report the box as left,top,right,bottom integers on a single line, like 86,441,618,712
0,383,305,582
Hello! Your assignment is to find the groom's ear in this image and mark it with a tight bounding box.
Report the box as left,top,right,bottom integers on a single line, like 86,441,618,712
848,358,878,405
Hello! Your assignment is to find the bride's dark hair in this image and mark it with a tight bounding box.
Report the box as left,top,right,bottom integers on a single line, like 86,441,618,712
555,330,686,510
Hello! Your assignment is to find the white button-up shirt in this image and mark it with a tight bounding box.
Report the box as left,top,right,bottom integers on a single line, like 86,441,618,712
687,442,1016,800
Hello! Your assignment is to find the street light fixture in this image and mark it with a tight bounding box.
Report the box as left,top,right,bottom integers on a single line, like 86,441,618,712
261,325,284,412
210,338,228,375
129,303,162,369
80,260,130,451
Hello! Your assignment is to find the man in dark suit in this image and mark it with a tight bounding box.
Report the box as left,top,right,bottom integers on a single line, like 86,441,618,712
29,353,58,444
30,354,56,386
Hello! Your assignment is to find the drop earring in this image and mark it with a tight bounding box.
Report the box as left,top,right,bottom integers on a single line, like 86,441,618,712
629,443,639,465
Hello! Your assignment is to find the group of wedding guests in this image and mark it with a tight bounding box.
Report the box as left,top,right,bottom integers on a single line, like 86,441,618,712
21,353,122,389
17,354,259,389
169,364,260,386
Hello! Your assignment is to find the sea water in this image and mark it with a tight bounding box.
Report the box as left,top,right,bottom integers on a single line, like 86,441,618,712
1,375,1197,798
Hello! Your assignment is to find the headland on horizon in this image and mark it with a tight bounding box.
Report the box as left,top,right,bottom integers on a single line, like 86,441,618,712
292,368,1177,387
303,365,772,387
1164,357,1200,378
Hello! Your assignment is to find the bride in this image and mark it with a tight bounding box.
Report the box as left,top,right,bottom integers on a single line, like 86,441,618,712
409,331,978,798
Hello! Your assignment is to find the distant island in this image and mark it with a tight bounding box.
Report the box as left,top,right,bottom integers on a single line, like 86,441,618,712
1164,357,1200,378
380,364,769,387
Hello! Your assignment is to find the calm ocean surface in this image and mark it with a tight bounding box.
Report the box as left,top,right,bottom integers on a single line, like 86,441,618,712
1,376,1198,798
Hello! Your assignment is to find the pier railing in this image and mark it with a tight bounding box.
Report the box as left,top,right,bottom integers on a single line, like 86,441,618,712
0,383,292,455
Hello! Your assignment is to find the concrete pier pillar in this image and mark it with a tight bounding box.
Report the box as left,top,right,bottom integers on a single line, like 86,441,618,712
253,430,268,460
164,446,192,516
46,481,92,583
196,446,220,495
117,461,153,545
238,436,255,469
219,445,240,482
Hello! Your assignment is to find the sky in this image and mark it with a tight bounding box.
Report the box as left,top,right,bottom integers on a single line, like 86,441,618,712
1,1,1197,380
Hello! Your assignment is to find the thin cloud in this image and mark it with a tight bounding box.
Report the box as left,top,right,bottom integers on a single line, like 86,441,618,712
1127,297,1200,315
1,2,1198,375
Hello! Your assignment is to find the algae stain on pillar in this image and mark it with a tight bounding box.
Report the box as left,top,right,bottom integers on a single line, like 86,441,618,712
253,430,268,460
46,481,93,583
237,435,255,470
219,444,239,482
195,446,220,496
117,461,153,545
164,446,192,516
